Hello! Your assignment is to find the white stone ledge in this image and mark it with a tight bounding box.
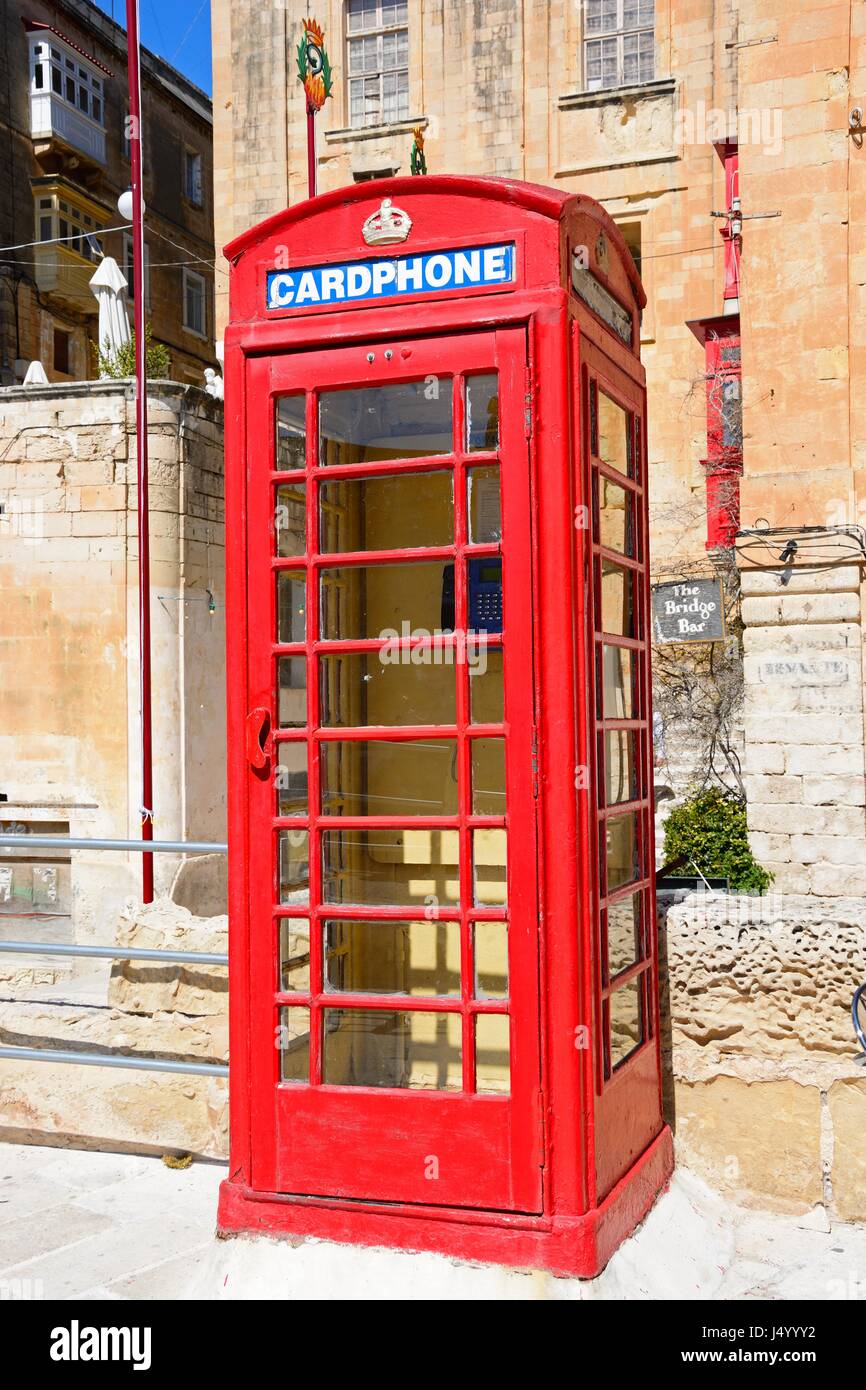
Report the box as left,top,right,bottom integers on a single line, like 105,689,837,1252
742,593,862,627
743,624,860,653
740,565,863,597
745,714,865,745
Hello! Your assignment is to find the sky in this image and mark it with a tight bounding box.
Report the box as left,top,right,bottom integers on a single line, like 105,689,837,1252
92,0,213,96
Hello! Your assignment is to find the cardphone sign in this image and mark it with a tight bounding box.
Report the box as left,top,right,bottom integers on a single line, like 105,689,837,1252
652,578,726,643
267,243,516,310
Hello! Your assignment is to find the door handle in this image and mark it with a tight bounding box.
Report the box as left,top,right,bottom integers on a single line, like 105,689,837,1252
246,707,271,770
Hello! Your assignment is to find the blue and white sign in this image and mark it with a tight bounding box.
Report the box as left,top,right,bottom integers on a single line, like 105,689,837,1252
267,243,516,311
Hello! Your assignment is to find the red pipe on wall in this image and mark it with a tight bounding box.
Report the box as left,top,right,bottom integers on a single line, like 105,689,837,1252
125,0,154,902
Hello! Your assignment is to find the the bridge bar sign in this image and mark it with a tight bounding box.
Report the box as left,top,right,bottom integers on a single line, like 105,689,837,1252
651,578,726,643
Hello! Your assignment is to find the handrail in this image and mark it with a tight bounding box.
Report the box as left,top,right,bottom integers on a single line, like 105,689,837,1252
0,835,227,854
0,834,230,1078
0,941,227,965
0,1045,228,1077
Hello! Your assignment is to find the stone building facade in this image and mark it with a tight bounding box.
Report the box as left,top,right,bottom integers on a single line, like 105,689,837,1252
734,0,866,896
212,0,740,569
0,380,226,956
212,0,866,885
0,0,217,386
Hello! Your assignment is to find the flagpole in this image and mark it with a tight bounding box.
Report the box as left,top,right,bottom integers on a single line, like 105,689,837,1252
307,102,316,198
297,19,331,201
125,0,154,902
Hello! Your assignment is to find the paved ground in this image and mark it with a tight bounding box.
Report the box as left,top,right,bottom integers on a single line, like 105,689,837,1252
1,1140,866,1299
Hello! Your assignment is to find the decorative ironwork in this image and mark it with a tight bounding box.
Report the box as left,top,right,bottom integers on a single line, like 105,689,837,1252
297,18,332,112
410,125,427,175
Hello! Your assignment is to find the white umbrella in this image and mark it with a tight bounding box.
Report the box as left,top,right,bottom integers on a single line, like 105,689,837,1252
22,361,49,386
89,256,131,373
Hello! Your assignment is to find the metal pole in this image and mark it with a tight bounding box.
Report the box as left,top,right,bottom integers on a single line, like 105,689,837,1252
0,835,226,854
0,941,227,965
125,0,154,902
307,103,316,198
0,1045,228,1078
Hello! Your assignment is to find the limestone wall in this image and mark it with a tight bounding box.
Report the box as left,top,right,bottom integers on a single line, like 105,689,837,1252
663,890,866,1221
0,381,226,957
739,562,866,895
0,899,228,1158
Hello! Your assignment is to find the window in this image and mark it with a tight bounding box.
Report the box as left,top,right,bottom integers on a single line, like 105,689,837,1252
34,189,104,261
183,268,206,337
29,38,105,126
184,149,203,206
618,221,642,279
584,0,654,92
352,166,398,182
53,328,71,375
346,0,409,130
122,232,151,306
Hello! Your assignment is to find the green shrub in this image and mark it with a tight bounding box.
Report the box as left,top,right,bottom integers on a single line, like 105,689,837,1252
96,325,171,380
661,787,772,893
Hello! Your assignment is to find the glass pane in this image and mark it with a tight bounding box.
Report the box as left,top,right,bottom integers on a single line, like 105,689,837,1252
322,1008,462,1090
322,828,460,907
610,977,644,1070
279,919,310,991
320,561,447,640
276,395,306,471
279,829,309,905
278,1006,310,1082
275,741,308,815
600,643,635,719
320,739,458,816
474,828,506,906
605,813,639,893
608,892,642,979
470,647,504,723
277,656,306,728
468,466,501,542
465,373,499,451
602,730,639,805
275,483,306,557
471,738,506,814
320,651,456,727
319,381,453,465
323,919,461,995
319,471,453,552
474,921,508,999
277,571,306,643
601,559,637,637
597,392,632,475
593,473,635,556
475,1013,510,1093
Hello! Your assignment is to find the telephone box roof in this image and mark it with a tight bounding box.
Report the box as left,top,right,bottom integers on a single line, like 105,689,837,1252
224,174,645,312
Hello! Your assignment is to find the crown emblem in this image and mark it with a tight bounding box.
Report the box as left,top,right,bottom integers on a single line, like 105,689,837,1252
362,198,412,246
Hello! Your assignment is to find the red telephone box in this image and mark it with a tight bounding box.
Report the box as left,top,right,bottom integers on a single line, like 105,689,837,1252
218,176,672,1278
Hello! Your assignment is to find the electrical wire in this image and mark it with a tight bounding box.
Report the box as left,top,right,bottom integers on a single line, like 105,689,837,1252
0,222,131,253
737,524,866,570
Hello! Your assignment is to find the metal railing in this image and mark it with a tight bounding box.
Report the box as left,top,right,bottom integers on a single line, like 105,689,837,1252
0,835,227,855
0,834,229,1078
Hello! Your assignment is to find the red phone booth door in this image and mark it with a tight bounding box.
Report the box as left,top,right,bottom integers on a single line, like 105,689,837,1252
244,328,543,1213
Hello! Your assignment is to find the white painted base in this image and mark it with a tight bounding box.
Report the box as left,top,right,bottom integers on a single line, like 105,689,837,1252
187,1171,734,1301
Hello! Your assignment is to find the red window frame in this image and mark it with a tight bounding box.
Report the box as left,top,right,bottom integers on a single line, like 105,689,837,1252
580,349,656,1096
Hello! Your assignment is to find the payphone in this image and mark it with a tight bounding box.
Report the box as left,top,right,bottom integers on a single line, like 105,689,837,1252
219,176,672,1277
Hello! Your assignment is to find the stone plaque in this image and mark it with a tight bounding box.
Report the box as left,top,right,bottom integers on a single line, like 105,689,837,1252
652,578,725,643
757,659,849,687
